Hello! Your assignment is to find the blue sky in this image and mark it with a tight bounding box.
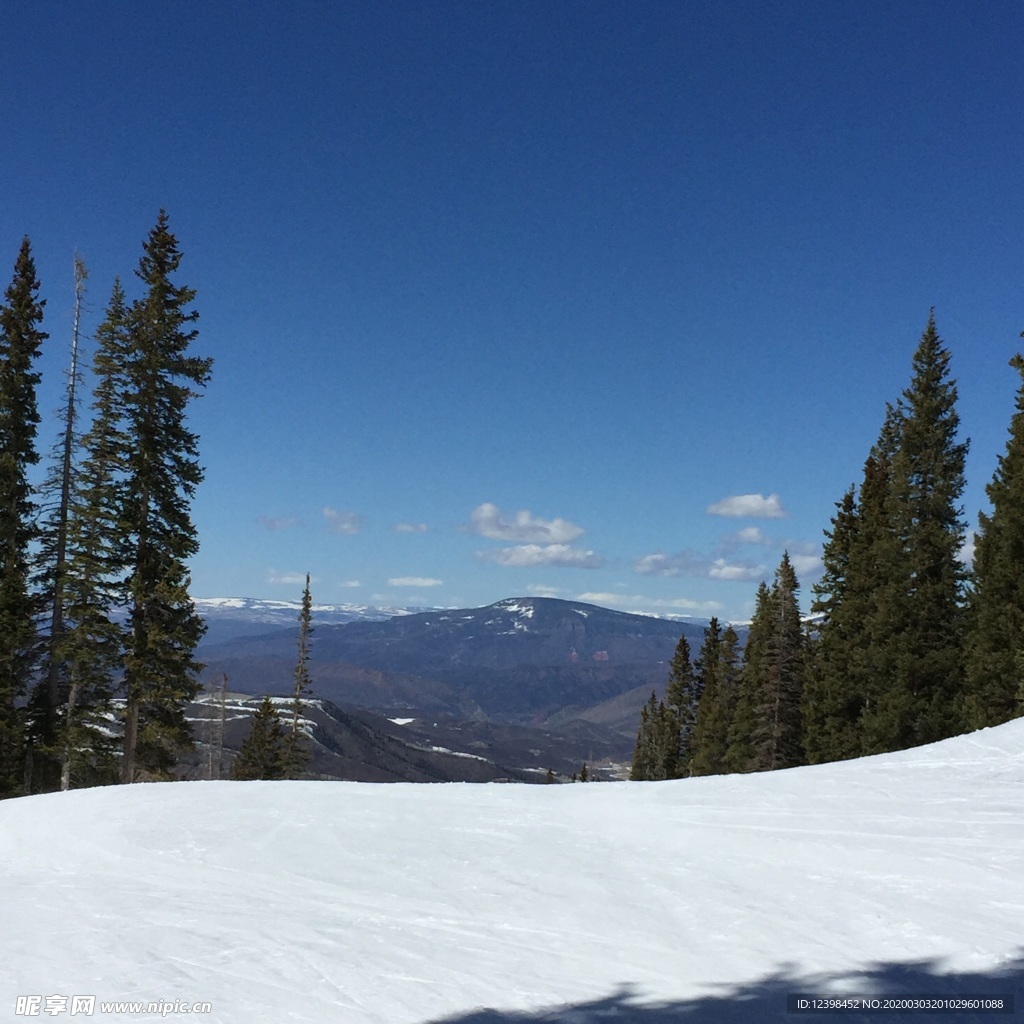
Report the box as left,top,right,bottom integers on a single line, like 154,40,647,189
3,1,1022,621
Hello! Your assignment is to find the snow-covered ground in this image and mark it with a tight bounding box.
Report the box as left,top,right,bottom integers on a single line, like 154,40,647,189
3,721,1023,1023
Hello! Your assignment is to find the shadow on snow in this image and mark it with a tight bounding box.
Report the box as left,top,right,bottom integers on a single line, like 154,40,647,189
427,953,1024,1024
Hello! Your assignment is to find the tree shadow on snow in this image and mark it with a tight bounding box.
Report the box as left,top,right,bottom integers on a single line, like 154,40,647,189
427,953,1024,1024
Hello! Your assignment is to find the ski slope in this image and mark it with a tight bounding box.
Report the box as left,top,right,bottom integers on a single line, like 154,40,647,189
3,721,1023,1023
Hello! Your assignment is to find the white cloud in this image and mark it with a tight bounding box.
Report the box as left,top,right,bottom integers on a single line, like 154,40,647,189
478,544,605,569
730,526,770,545
469,502,585,544
527,584,564,598
788,553,824,577
576,592,724,615
708,558,767,582
258,516,298,531
388,576,443,587
339,580,362,589
267,570,315,587
323,508,365,535
394,523,429,533
960,533,976,567
633,550,765,582
706,493,787,519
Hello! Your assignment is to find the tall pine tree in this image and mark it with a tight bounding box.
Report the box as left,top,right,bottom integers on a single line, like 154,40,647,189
283,573,313,777
689,618,742,776
0,239,46,798
748,552,806,771
56,281,133,790
118,213,212,781
860,313,968,752
963,350,1024,728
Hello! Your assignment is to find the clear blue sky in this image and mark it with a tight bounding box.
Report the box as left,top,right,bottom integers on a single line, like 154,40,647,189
3,1,1022,621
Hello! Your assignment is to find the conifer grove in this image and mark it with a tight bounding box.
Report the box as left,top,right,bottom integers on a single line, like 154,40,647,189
0,213,213,797
633,314,1024,778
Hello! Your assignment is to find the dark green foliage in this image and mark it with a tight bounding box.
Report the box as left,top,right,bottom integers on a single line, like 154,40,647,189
804,315,969,762
859,314,968,752
631,690,671,780
664,632,700,775
803,487,866,764
231,697,288,781
56,282,132,790
724,581,769,773
283,573,314,778
963,351,1024,728
689,618,742,776
116,213,212,781
748,553,806,771
578,762,589,782
0,239,46,797
27,255,90,793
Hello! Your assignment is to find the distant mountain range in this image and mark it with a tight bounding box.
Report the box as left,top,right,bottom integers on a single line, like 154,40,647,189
197,596,710,736
193,596,426,646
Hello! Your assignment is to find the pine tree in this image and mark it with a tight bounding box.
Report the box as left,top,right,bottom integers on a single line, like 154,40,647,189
803,487,867,764
231,697,288,781
689,618,741,776
26,255,89,793
0,239,47,797
283,573,313,777
630,690,662,780
749,552,806,771
963,350,1024,728
724,581,770,773
57,282,133,790
119,213,212,781
663,632,701,776
860,313,968,751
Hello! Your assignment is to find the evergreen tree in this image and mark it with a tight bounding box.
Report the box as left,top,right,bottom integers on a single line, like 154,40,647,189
283,573,314,777
860,313,968,751
26,255,89,793
119,213,212,781
724,581,770,773
0,239,47,797
56,282,133,790
231,697,288,781
663,632,701,776
630,690,666,780
749,552,806,771
963,351,1024,728
689,618,741,776
803,487,867,764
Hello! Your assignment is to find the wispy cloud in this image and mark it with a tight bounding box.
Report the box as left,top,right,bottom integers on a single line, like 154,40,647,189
633,550,766,582
706,493,787,519
388,576,443,587
527,584,564,598
267,570,315,587
469,502,585,544
258,515,299,531
339,580,361,589
724,526,770,546
576,592,725,615
478,544,605,569
394,522,429,533
323,508,365,535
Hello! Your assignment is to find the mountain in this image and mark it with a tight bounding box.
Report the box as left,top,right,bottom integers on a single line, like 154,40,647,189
5,719,1022,1021
198,596,708,725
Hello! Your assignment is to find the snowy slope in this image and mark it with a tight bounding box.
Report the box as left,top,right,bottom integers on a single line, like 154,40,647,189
3,722,1023,1023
